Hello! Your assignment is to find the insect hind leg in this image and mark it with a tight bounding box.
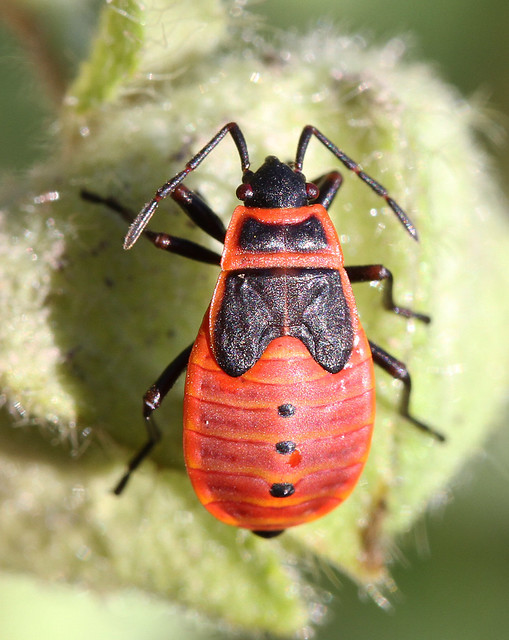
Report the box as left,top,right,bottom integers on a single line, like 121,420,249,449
113,344,193,495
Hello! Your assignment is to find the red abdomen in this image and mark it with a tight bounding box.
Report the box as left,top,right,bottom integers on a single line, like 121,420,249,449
183,319,375,532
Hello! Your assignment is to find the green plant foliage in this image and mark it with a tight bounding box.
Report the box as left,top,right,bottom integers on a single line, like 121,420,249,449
1,0,508,635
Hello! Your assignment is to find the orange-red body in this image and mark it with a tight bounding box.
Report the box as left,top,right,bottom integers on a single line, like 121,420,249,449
102,122,435,532
183,204,375,532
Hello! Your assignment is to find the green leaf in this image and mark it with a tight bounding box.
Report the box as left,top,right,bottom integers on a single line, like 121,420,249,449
1,2,509,636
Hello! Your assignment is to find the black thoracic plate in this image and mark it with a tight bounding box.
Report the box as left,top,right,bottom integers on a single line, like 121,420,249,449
239,216,328,253
213,268,354,376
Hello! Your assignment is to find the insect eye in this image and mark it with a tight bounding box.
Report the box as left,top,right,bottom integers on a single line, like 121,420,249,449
306,182,319,200
236,183,254,201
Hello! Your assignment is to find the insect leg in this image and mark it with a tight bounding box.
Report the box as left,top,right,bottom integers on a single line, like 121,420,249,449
113,344,193,494
171,184,226,243
346,264,430,323
81,190,222,265
369,340,445,441
310,171,343,210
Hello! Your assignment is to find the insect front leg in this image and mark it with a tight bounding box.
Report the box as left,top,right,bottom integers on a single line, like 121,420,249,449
310,171,343,210
346,264,430,323
171,184,226,243
369,340,445,441
113,344,193,494
81,188,223,265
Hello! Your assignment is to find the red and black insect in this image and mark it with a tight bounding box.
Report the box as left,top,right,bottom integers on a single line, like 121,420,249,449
83,122,444,538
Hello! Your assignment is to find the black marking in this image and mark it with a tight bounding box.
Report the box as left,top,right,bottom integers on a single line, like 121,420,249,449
238,216,328,253
252,529,285,538
213,268,354,376
275,441,297,455
270,483,295,498
277,404,296,417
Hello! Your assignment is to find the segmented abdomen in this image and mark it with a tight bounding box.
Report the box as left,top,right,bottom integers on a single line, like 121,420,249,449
183,318,375,531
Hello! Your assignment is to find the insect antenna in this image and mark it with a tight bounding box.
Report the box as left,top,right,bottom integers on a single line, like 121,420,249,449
295,125,418,240
124,122,250,250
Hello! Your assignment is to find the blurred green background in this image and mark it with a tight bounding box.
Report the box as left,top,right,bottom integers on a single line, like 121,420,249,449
1,0,508,638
